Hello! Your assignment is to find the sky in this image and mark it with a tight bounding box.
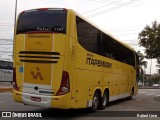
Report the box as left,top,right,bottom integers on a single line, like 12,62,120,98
0,0,160,74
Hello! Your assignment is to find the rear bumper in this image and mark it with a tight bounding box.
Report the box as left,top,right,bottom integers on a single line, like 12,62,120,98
22,92,51,108
13,89,71,109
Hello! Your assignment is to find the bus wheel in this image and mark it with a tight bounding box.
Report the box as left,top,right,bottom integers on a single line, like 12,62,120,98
89,91,99,112
99,90,108,110
128,88,134,100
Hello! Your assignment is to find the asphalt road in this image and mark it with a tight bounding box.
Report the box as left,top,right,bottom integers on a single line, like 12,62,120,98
0,89,160,120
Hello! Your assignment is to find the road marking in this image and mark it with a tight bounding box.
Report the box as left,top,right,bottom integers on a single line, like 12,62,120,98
138,92,147,94
146,93,155,95
155,95,160,97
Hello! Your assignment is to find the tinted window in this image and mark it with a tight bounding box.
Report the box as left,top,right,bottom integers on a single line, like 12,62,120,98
136,53,139,66
76,16,135,68
136,53,140,79
76,16,101,54
101,33,135,67
17,10,67,34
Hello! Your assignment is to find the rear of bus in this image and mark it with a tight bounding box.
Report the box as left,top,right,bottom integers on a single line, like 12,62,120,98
13,8,71,108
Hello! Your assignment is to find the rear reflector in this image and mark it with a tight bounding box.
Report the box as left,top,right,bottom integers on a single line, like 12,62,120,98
13,68,19,91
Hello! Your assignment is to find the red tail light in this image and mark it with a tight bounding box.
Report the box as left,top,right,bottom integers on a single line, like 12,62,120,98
38,8,48,11
56,71,70,96
13,68,19,91
19,11,25,15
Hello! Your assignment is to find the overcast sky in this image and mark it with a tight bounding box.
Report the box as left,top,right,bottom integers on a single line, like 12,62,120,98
0,0,160,74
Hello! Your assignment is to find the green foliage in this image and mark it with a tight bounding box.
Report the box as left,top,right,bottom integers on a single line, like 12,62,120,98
147,74,160,84
156,58,160,73
138,20,160,59
136,51,148,68
138,20,160,73
138,74,143,81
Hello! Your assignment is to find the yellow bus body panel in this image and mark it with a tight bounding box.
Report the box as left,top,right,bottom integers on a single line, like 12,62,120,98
13,9,138,109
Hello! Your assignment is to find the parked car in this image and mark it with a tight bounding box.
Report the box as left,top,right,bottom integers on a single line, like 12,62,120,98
138,82,143,87
152,84,160,88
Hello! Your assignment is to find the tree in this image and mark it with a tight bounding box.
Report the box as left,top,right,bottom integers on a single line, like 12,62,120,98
138,20,160,72
138,20,160,58
137,51,148,68
137,51,147,83
156,58,160,73
147,74,160,84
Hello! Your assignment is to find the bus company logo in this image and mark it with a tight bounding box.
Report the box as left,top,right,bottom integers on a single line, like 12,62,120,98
30,67,44,80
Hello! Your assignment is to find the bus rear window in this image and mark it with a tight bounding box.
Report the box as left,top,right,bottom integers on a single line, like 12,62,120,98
17,10,67,34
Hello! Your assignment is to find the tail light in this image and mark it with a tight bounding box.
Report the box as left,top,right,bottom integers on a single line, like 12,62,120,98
38,8,49,11
56,71,70,96
13,68,19,91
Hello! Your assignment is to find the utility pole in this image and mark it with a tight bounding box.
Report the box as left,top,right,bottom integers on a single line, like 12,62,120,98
13,0,17,60
14,0,17,36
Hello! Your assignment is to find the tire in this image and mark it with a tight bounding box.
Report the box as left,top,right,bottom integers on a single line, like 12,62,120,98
99,90,108,110
128,88,134,100
89,91,100,112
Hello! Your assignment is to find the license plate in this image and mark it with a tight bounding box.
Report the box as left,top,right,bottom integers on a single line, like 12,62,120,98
31,96,41,102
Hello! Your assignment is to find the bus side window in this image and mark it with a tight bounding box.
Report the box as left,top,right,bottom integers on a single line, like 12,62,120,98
76,16,99,54
101,33,116,60
97,31,102,53
96,30,109,56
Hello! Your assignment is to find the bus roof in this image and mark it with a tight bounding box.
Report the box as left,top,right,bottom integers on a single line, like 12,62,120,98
18,8,135,53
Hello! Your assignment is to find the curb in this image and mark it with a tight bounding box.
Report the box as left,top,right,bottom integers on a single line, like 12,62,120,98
0,87,13,93
138,87,160,89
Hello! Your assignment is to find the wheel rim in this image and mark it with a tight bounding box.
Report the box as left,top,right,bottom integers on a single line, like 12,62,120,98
131,90,134,97
93,94,99,110
102,93,107,106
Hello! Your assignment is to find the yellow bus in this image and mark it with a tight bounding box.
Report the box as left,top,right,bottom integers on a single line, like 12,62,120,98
13,8,139,112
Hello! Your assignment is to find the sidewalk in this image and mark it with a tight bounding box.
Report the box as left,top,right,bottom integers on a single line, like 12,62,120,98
138,86,160,89
0,82,13,93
